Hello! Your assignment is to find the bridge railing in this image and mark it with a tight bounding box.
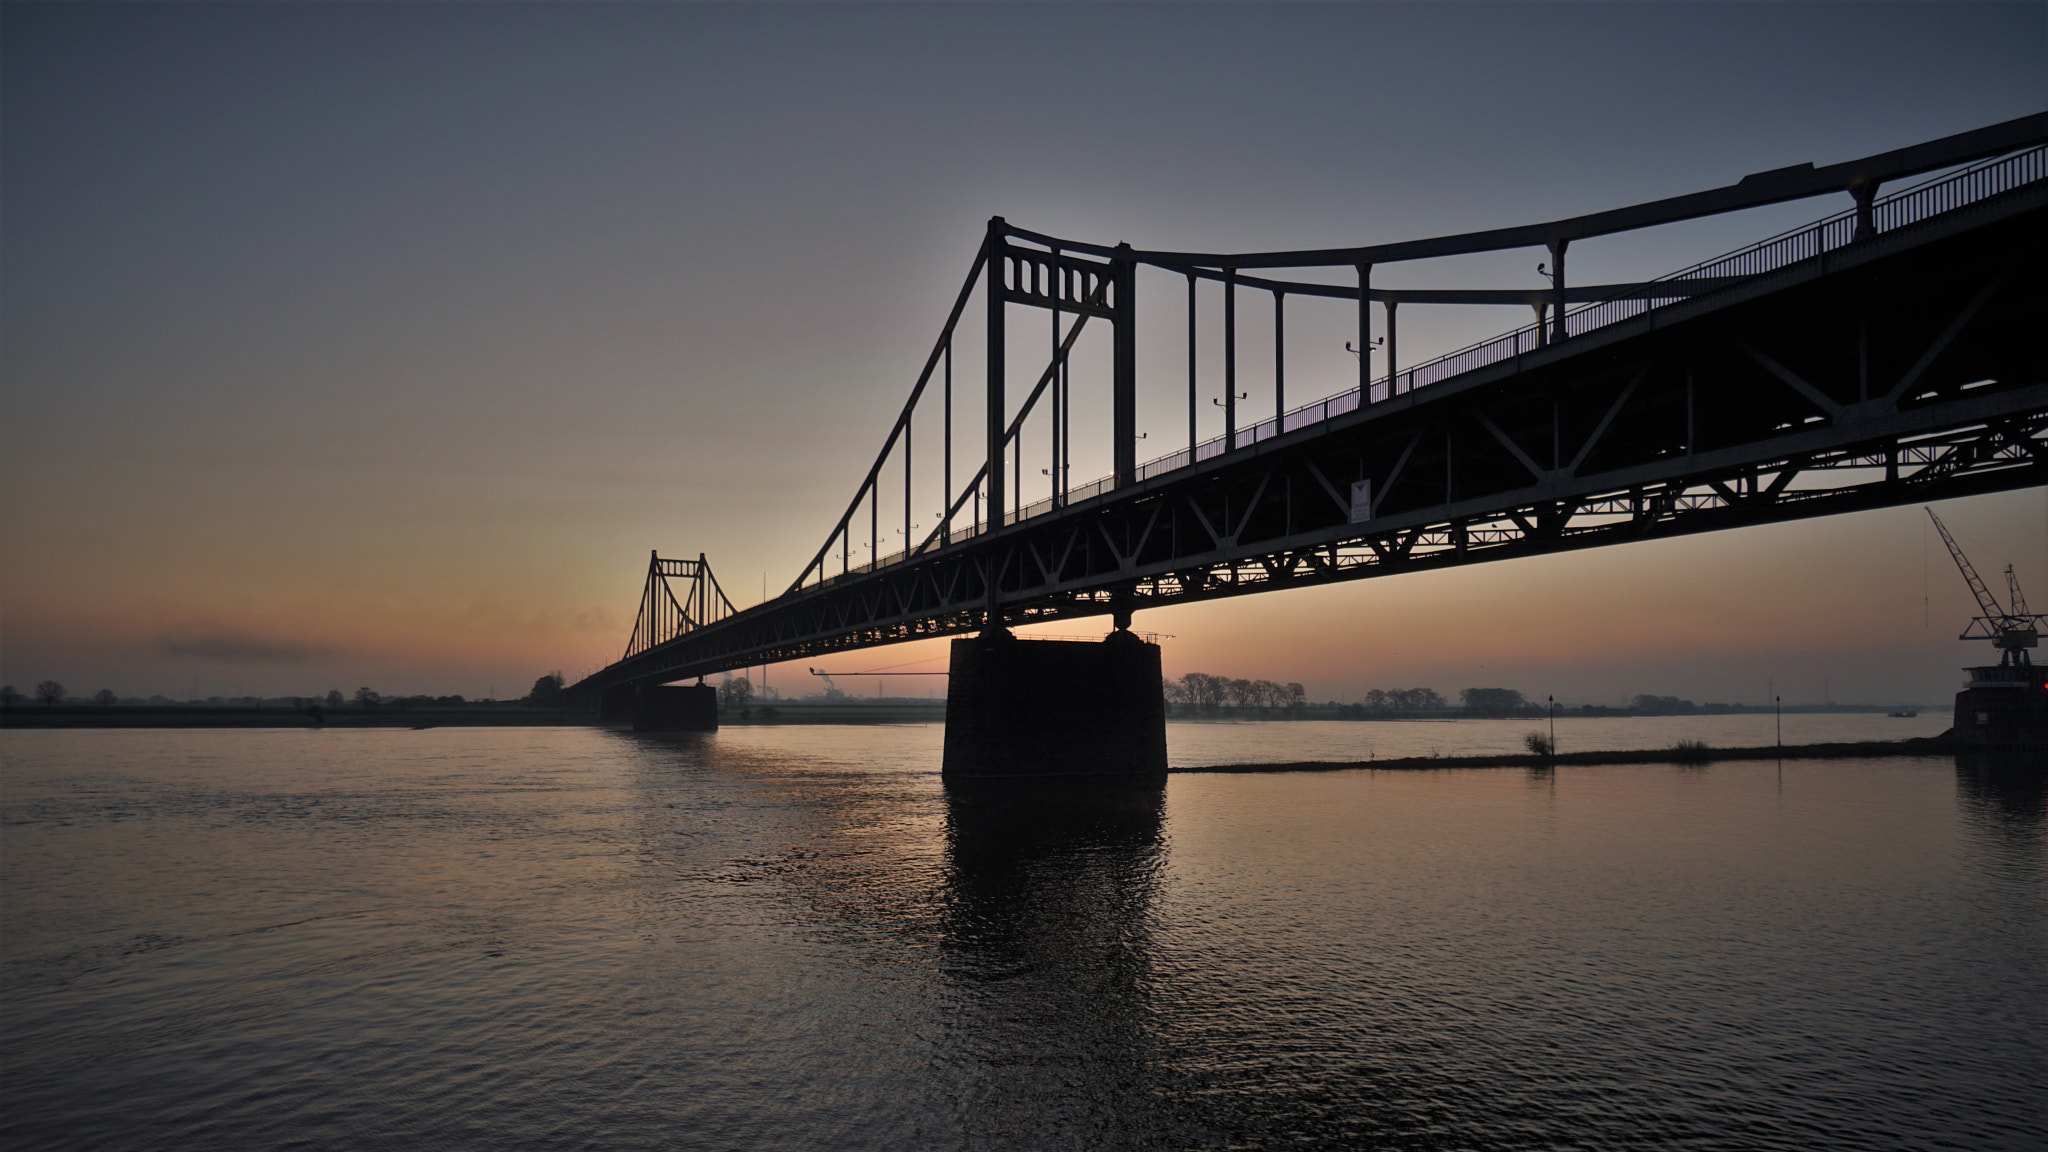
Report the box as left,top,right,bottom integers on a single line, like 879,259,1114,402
1124,144,2047,490
1550,143,2044,344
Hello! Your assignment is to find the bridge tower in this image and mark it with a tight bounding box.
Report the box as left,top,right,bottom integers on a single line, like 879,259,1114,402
948,220,1168,779
600,552,732,731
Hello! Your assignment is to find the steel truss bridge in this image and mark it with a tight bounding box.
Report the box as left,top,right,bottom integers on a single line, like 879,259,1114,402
570,114,2048,700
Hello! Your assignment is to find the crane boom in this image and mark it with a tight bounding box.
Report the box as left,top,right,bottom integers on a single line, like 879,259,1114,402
1927,506,2048,665
1926,508,2005,621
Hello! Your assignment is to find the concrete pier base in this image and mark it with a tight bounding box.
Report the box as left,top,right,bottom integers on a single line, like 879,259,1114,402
598,685,636,724
942,630,1167,779
1952,664,2048,745
632,684,718,732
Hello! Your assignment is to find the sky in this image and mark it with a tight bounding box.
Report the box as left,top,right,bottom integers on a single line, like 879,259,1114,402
3,1,2044,707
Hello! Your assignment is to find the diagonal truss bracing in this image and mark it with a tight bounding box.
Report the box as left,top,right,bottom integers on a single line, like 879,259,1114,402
623,552,737,661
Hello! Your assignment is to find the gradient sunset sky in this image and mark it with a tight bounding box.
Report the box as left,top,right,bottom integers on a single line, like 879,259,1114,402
4,2,2044,707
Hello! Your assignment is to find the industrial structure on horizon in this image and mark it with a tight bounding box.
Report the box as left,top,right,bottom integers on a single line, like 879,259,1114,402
1928,508,2048,744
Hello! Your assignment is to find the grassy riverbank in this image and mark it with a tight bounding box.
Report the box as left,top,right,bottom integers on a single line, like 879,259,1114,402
0,705,594,728
1171,734,2044,772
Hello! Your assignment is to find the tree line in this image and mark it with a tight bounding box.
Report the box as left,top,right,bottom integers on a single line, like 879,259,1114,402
2,671,568,711
0,674,1791,717
1348,687,1533,716
0,684,485,710
1157,679,1549,719
1164,674,1308,714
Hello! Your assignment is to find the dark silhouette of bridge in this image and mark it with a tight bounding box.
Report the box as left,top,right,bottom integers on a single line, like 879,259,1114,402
571,115,2047,732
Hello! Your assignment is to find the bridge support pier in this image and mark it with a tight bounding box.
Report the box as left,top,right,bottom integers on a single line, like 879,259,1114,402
1952,664,2048,746
598,684,636,724
631,684,718,732
942,630,1167,779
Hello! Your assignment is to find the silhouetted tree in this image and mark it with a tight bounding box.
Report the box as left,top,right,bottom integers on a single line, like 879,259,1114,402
1364,687,1446,712
1162,677,1190,709
1460,687,1526,715
1180,673,1226,713
719,675,753,709
353,687,380,708
1238,680,1284,711
94,688,117,706
1630,694,1697,715
1166,673,1318,715
527,672,565,707
36,680,65,708
0,685,18,707
326,689,344,707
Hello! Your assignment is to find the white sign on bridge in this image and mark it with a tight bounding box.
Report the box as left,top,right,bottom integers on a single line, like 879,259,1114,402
1349,479,1373,524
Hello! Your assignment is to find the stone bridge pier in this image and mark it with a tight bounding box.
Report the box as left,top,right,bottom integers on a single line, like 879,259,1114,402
942,630,1168,779
601,683,718,732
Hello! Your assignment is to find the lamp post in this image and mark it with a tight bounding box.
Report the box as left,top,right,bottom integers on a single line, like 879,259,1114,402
1548,694,1556,758
1775,695,1782,748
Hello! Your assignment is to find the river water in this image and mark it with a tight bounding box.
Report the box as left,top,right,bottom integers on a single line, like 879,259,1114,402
2,723,2041,1150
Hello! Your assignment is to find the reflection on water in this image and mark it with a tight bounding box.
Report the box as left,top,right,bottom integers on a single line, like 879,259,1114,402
1164,712,1954,766
938,778,1171,1144
1954,752,2045,886
2,729,2042,1151
1956,751,2048,827
942,777,1167,955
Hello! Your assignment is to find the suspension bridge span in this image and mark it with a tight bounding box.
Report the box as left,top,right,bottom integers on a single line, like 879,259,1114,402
569,114,2047,763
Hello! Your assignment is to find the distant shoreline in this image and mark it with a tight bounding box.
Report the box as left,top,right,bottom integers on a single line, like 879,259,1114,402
2,702,1940,730
0,703,951,729
0,705,595,729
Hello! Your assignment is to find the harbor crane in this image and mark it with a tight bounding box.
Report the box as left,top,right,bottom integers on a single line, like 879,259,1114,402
1926,508,2048,666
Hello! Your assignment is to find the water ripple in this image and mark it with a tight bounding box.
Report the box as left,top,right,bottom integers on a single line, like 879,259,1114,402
2,728,2040,1150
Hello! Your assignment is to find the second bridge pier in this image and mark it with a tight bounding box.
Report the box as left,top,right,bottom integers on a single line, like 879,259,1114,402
941,628,1168,779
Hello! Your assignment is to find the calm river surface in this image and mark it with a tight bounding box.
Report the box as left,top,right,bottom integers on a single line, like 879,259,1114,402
3,723,2041,1150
